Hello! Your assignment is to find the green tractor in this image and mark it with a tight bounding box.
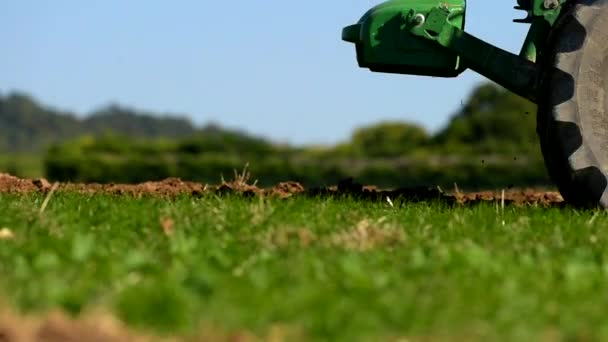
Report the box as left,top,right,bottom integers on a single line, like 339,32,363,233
342,0,608,207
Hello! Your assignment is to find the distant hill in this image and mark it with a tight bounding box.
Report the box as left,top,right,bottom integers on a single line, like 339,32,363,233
1,82,540,156
0,92,198,152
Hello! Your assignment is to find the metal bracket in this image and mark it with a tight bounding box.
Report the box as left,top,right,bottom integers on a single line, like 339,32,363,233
517,0,566,63
514,0,534,23
514,0,565,24
408,6,540,103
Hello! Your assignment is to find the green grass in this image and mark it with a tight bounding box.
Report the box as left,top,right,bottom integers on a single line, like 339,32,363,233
0,193,607,341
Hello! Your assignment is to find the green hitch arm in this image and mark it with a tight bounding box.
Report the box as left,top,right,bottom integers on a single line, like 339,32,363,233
409,7,540,103
518,0,566,63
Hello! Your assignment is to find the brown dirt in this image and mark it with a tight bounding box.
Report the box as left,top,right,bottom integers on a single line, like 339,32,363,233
0,173,564,207
0,309,300,342
0,310,155,342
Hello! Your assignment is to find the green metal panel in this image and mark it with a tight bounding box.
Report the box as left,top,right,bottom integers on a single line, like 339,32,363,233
342,0,466,77
342,0,569,103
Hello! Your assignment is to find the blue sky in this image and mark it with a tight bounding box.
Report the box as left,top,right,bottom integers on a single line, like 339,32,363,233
1,1,529,145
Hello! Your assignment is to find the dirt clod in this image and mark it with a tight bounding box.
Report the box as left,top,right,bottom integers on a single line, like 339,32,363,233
0,174,38,193
268,182,305,198
32,179,51,191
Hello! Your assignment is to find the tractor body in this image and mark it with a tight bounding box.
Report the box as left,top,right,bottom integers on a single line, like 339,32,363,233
343,0,608,208
342,0,568,103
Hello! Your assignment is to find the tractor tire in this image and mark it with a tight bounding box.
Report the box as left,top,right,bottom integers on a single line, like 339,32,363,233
538,0,608,207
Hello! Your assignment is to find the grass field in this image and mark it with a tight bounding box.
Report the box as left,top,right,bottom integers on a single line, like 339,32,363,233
0,192,607,341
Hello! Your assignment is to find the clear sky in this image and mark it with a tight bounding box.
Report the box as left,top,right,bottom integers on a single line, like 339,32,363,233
1,1,529,145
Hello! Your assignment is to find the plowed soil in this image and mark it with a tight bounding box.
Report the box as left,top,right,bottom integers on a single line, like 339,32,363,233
0,173,564,207
0,309,276,342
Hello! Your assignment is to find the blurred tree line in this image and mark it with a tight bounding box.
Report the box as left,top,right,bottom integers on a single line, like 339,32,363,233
0,92,197,152
0,83,549,189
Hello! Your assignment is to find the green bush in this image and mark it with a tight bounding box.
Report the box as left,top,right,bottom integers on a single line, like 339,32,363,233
44,136,551,189
42,81,552,189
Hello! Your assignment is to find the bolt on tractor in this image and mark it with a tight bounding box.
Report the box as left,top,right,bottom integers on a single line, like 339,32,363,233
342,0,608,207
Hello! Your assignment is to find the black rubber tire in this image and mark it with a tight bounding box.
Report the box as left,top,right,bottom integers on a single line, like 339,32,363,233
538,0,608,207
